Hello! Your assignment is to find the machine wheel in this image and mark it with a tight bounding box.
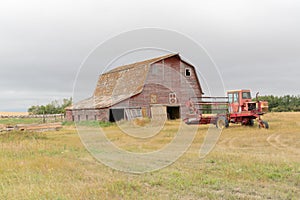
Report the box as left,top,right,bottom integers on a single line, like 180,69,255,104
249,119,254,126
216,117,229,129
258,120,269,129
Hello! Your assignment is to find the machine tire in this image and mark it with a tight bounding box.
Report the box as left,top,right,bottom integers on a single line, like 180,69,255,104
249,119,254,126
258,120,269,129
216,116,229,129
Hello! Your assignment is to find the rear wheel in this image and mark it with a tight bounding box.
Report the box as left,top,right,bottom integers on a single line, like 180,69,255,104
216,116,229,129
258,120,269,129
248,119,254,126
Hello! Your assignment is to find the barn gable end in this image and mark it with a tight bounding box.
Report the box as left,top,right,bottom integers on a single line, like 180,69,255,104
66,53,203,122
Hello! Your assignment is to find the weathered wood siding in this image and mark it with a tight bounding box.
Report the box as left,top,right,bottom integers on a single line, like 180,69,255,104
66,108,109,122
67,55,202,121
124,56,202,119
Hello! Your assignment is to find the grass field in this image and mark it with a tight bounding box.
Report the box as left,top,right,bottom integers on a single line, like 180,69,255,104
0,112,29,116
0,112,299,199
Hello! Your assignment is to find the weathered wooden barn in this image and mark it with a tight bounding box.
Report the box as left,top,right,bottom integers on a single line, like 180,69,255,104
66,53,203,122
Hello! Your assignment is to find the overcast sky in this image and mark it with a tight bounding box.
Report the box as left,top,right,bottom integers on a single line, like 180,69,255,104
1,0,299,111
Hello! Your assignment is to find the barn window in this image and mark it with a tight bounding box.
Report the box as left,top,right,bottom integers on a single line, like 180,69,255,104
185,68,191,77
150,94,157,103
86,115,88,120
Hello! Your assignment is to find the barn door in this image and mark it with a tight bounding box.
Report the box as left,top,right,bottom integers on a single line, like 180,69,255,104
125,108,142,120
150,105,167,120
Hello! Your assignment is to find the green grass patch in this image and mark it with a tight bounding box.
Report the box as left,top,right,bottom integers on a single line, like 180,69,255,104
68,120,115,127
0,118,42,125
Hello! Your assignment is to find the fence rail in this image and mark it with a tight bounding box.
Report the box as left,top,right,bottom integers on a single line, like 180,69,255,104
0,114,65,119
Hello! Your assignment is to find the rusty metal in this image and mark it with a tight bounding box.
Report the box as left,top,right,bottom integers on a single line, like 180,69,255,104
185,89,269,129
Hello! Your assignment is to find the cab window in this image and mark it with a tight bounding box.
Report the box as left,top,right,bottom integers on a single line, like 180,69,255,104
228,93,233,103
242,92,251,99
233,92,239,103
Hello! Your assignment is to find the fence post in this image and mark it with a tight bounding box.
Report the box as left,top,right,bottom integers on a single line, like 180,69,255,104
43,111,45,123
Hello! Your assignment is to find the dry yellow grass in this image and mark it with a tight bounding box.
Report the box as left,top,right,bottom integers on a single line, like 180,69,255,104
0,112,299,199
0,111,29,116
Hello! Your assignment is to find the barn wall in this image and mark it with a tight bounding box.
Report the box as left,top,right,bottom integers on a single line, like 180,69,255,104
123,56,202,119
66,108,109,122
180,60,202,97
66,110,73,121
67,55,202,121
128,84,173,117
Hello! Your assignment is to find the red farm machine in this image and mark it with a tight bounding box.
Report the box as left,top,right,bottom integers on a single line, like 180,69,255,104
184,89,269,129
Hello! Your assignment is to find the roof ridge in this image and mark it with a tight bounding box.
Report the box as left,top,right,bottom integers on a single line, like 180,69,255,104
103,63,147,75
102,53,178,75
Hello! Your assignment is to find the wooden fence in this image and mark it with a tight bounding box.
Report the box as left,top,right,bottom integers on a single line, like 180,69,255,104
0,114,65,124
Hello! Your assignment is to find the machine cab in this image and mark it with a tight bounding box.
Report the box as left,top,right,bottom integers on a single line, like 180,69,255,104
227,89,252,113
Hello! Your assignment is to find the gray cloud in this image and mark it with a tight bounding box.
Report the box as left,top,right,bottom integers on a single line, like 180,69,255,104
0,0,299,111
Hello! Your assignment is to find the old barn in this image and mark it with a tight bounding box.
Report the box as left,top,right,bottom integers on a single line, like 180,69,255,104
66,53,203,122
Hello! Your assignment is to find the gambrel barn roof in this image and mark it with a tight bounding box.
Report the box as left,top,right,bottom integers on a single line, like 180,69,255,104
70,53,201,110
